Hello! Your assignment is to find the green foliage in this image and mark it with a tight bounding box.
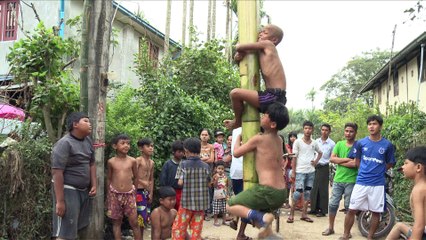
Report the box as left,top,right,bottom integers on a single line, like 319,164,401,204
319,99,377,142
0,123,52,239
282,108,322,139
107,39,238,172
6,21,80,143
381,102,426,221
321,49,391,114
404,0,425,22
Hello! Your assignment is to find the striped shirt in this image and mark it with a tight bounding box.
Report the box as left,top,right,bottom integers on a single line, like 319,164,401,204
176,156,210,211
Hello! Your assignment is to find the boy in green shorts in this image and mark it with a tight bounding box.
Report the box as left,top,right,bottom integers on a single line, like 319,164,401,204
227,102,289,238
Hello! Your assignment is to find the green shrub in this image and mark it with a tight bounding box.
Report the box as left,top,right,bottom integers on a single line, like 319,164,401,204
0,123,52,239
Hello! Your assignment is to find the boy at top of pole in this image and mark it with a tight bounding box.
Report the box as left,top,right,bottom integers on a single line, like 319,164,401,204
224,24,287,131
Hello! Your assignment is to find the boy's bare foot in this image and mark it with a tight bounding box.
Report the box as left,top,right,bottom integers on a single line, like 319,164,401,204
258,225,273,239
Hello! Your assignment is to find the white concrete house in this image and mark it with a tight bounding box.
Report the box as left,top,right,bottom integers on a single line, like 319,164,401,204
0,0,179,89
360,32,426,113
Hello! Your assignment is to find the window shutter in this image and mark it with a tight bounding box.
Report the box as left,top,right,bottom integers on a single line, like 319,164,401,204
1,0,19,41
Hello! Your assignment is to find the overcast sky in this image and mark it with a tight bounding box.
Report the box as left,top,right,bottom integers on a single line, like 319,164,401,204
121,1,425,110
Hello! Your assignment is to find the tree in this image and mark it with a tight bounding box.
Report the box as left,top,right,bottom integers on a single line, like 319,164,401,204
188,0,194,48
404,0,425,23
79,0,113,238
130,38,239,165
224,0,232,61
320,49,391,113
212,0,216,39
305,87,316,110
164,0,172,55
182,0,187,46
7,21,80,143
207,0,212,41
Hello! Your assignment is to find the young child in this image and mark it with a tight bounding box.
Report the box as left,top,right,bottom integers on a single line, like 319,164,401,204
227,102,289,238
199,128,215,220
160,140,185,210
386,146,426,240
136,138,155,235
51,112,96,240
106,134,141,240
172,138,211,239
212,161,229,226
224,24,286,130
213,129,226,162
151,186,178,240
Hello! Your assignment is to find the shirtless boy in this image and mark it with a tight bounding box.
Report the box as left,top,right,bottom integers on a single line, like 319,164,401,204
136,138,155,235
106,134,141,240
386,146,426,240
227,102,289,238
224,24,287,130
151,186,177,240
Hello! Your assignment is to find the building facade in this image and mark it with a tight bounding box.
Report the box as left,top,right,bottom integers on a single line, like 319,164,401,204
0,0,179,88
359,32,426,113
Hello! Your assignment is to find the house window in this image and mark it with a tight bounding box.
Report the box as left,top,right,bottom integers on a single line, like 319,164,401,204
401,76,404,83
378,86,382,104
139,37,159,67
393,73,399,96
0,0,19,41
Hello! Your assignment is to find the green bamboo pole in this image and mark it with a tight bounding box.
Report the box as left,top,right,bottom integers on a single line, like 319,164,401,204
237,0,260,190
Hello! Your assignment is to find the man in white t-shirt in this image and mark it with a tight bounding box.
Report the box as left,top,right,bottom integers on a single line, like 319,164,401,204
287,121,322,224
229,127,250,239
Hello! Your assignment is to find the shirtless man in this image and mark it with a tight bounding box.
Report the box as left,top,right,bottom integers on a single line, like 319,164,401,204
224,24,287,130
106,134,141,240
226,102,289,238
136,138,155,236
151,186,177,240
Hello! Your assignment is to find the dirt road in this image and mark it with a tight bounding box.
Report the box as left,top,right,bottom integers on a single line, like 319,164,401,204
142,207,384,239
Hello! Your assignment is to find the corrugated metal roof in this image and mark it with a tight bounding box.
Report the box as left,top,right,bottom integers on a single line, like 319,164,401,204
359,32,426,93
113,1,181,49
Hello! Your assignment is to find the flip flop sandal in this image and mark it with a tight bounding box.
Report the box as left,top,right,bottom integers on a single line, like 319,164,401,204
337,234,352,240
286,217,294,223
300,217,314,223
322,228,335,236
214,222,221,227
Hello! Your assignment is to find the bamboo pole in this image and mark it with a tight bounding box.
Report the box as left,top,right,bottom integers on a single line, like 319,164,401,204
237,0,260,190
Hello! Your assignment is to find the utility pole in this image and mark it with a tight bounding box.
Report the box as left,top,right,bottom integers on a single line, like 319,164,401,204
79,0,112,238
237,0,260,190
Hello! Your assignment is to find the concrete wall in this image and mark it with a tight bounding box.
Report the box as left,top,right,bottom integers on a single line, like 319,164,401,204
0,1,61,74
1,0,168,88
373,56,426,113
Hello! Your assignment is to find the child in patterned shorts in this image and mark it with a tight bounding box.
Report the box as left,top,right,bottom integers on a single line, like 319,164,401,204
212,161,229,226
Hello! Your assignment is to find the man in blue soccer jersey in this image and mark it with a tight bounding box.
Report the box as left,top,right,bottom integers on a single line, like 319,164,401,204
340,115,395,240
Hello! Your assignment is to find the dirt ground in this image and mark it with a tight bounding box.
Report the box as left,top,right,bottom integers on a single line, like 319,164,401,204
142,206,387,239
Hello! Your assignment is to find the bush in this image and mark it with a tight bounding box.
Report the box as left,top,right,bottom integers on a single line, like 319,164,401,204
0,123,52,239
381,102,426,221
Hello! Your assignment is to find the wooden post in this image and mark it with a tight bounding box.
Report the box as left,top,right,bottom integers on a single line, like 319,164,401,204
237,0,260,190
79,0,112,238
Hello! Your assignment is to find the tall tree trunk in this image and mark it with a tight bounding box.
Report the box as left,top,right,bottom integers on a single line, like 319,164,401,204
182,0,187,47
165,0,172,55
79,0,112,238
237,0,260,190
211,0,216,39
80,0,91,113
188,0,194,47
225,0,231,62
207,0,212,41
